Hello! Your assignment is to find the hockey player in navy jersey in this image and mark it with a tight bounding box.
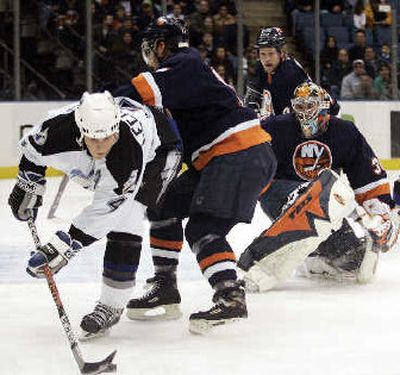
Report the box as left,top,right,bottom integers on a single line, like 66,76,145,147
244,27,310,117
114,17,277,333
8,91,182,339
238,82,398,291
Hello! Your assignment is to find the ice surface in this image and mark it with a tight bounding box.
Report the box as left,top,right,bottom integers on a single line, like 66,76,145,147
1,175,400,375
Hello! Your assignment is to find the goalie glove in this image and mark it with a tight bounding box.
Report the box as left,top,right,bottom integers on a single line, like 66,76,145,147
358,199,398,252
27,231,82,278
8,170,46,221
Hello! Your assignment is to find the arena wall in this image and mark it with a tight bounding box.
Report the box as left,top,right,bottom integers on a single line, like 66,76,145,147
0,100,399,178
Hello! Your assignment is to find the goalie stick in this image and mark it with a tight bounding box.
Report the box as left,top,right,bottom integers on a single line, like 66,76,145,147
27,217,117,375
47,175,69,219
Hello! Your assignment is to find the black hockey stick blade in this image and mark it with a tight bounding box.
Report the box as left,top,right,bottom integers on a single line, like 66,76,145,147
81,350,117,374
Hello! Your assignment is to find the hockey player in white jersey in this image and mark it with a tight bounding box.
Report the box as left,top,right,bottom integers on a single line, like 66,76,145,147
8,91,182,339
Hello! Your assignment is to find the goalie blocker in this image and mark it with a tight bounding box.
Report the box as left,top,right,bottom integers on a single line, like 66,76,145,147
238,169,360,292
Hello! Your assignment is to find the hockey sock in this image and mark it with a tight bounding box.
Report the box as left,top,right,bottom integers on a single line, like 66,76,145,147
194,235,237,288
101,232,142,308
185,214,238,288
150,218,183,278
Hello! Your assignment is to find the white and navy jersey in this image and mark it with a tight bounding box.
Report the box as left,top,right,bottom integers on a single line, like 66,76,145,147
114,47,270,169
246,57,310,115
19,97,181,240
261,113,393,207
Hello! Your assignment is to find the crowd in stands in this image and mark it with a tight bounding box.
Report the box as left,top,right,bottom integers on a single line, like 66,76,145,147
0,0,251,100
0,0,398,100
285,0,398,99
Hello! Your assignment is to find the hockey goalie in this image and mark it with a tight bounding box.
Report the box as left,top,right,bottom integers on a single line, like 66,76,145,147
238,82,398,292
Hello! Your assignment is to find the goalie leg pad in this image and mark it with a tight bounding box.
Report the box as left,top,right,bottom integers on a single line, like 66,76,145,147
238,169,356,292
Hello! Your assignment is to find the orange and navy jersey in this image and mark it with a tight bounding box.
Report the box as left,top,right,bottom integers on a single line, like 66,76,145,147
115,47,270,168
248,58,309,115
261,113,393,207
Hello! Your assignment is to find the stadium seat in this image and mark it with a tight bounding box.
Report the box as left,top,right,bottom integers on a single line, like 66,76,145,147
327,26,350,44
321,13,343,28
301,27,325,53
295,12,315,33
375,25,392,45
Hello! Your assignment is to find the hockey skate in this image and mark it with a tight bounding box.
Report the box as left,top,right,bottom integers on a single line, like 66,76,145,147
189,281,248,335
80,302,123,341
126,274,182,320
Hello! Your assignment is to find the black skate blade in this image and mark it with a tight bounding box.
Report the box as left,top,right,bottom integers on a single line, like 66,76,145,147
80,350,117,374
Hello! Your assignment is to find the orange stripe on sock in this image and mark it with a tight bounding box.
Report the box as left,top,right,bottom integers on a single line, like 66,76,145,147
150,236,183,251
131,74,156,106
193,125,271,170
199,252,236,270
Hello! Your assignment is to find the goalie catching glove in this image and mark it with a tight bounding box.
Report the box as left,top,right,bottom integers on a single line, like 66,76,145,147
8,171,46,221
357,198,398,253
27,231,82,278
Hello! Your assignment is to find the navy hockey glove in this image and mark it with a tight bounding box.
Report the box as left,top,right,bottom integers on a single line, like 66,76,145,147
27,231,82,278
8,170,46,221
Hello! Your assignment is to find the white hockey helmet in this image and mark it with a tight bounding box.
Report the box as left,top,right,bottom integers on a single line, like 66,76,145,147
75,91,121,139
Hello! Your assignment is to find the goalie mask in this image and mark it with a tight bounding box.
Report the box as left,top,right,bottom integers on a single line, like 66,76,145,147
141,17,189,66
75,91,120,139
291,82,331,139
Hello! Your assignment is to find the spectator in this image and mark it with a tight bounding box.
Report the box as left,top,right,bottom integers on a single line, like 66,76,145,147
210,46,235,83
364,46,379,78
197,44,211,64
244,46,258,82
201,31,214,58
137,0,159,30
366,0,392,28
340,59,370,99
358,73,378,99
213,4,236,42
93,14,119,54
378,43,391,65
353,0,366,30
112,6,126,31
373,63,392,99
321,36,338,71
326,48,352,97
291,0,313,36
349,29,367,61
166,2,185,21
214,64,234,86
203,15,214,34
189,0,211,47
322,0,346,14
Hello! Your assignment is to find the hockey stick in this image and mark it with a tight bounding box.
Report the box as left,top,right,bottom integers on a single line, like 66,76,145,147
47,175,69,219
27,217,117,375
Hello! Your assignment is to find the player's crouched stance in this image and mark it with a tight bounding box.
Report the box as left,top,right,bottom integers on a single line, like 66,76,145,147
8,91,181,339
238,82,398,291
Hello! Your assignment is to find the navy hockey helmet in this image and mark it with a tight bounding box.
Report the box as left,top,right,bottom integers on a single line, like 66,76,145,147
142,16,189,52
255,27,285,50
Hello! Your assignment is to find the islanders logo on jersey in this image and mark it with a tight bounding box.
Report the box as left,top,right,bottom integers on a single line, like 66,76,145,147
293,140,332,181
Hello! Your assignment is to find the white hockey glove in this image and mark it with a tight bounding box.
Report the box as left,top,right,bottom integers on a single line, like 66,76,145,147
8,171,46,221
358,199,398,253
27,231,82,278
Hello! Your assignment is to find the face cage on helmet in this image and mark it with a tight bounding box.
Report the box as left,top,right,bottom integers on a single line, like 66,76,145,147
141,39,157,65
291,97,329,138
